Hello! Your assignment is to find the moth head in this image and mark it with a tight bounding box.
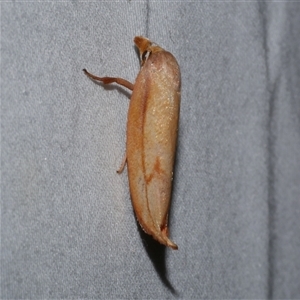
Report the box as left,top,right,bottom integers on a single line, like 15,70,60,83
134,36,164,66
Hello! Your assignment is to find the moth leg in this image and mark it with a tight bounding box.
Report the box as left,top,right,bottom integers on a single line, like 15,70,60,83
83,68,130,174
117,153,127,174
83,69,134,91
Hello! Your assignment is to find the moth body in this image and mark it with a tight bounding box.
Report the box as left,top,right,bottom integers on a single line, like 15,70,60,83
83,36,180,250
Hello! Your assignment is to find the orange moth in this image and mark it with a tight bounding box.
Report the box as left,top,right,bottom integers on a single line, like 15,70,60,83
83,36,180,250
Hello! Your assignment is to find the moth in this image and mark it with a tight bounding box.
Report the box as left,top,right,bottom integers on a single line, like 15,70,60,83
83,36,180,249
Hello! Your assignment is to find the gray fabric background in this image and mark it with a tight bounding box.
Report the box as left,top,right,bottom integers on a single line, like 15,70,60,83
1,1,300,299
